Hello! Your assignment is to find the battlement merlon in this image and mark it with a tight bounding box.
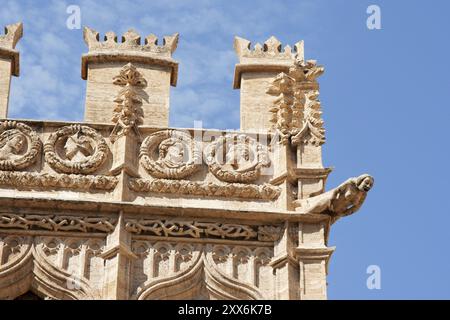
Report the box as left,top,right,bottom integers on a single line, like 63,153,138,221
233,36,308,133
81,27,179,127
0,22,23,118
81,27,179,85
233,36,304,89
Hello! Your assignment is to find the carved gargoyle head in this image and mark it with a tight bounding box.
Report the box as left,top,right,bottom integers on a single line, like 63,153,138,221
356,174,374,192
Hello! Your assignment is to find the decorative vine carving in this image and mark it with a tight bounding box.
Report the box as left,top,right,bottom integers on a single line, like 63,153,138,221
125,219,281,242
204,134,270,183
0,121,42,171
128,178,280,200
110,63,147,142
44,125,109,174
0,213,117,233
140,130,201,179
0,170,118,191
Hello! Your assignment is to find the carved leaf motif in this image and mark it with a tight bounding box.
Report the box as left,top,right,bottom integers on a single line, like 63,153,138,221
110,63,147,142
266,59,326,146
0,171,118,191
129,178,280,200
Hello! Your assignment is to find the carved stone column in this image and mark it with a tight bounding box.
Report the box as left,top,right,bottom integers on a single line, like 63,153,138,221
269,222,299,299
101,212,137,300
270,141,296,211
82,27,178,126
0,23,22,118
295,222,334,300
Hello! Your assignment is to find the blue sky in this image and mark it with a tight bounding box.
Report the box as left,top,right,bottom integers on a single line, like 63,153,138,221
2,0,450,299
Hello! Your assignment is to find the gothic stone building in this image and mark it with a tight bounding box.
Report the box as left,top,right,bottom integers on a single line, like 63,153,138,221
0,22,373,300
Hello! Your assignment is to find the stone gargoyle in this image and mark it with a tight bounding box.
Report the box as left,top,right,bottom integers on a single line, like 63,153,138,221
294,174,374,223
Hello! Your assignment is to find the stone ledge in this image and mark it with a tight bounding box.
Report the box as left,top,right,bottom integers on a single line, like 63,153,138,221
81,51,178,86
0,171,118,191
0,47,20,76
233,63,291,89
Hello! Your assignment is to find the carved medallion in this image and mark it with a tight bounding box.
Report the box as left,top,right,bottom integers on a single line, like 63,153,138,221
205,134,270,183
0,121,42,171
44,125,109,174
140,130,201,179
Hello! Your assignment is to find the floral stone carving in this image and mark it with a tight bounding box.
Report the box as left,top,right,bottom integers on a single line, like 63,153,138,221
140,130,201,179
205,134,270,183
110,63,147,142
129,178,280,200
0,171,118,191
0,121,42,170
44,125,109,174
266,59,325,145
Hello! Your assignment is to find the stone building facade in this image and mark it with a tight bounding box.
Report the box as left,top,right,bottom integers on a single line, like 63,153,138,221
0,22,373,300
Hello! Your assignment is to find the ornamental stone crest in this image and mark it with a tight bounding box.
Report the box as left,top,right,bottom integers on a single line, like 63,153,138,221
44,125,109,174
266,58,325,145
205,134,270,183
110,63,147,142
140,130,201,179
0,121,41,170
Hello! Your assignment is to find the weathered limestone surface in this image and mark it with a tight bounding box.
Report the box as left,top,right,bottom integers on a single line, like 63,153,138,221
233,36,302,132
0,23,374,300
0,23,22,118
82,28,178,127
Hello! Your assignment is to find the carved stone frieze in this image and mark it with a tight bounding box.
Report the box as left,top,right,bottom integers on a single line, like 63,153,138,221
128,177,280,200
0,170,118,191
140,130,201,179
44,125,109,174
125,219,282,242
205,134,270,183
0,213,117,233
0,121,42,170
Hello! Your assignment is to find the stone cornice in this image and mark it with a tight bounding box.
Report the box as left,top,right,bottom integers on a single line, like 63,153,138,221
233,63,291,89
0,47,20,76
0,195,330,224
81,51,178,86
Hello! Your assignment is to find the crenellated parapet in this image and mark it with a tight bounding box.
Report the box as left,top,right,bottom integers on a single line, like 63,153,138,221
233,36,303,79
233,36,305,132
82,27,178,83
82,27,178,127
